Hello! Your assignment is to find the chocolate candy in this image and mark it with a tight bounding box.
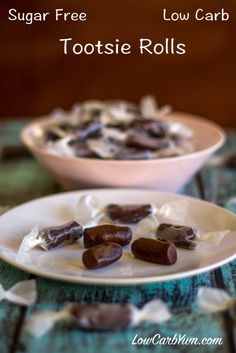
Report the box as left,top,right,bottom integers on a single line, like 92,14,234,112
69,140,97,158
76,119,102,140
70,303,132,330
82,242,122,269
156,223,197,250
106,204,153,223
25,299,171,337
84,224,132,248
131,237,177,265
115,147,154,160
39,221,83,250
36,97,196,161
126,131,169,150
130,118,168,137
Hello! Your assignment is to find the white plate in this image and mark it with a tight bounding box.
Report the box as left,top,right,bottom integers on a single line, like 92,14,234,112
0,189,236,285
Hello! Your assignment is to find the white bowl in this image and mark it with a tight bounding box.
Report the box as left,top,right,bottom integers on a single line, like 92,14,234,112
21,112,225,192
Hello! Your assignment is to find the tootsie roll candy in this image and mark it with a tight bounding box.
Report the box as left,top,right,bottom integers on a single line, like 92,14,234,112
24,300,171,337
106,204,154,223
82,242,122,269
39,221,83,250
156,223,197,250
17,221,83,256
84,224,132,248
131,237,177,265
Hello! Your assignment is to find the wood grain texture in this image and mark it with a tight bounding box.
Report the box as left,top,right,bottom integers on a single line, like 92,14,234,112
197,131,236,351
0,262,30,353
18,315,229,353
0,121,235,352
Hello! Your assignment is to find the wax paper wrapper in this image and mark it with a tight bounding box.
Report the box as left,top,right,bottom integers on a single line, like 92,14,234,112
0,280,37,305
72,195,157,224
45,136,75,157
74,196,230,246
24,299,171,338
16,221,83,261
140,95,172,120
197,287,235,319
134,200,230,246
73,195,103,226
17,196,101,261
35,95,196,160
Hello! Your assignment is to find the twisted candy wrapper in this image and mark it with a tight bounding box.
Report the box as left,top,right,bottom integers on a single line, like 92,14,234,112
197,287,234,316
74,195,157,225
24,299,171,338
75,197,230,246
17,195,102,260
134,199,230,245
17,195,230,262
0,280,37,305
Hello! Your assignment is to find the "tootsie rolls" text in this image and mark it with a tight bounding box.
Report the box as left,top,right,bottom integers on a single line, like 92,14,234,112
59,38,186,55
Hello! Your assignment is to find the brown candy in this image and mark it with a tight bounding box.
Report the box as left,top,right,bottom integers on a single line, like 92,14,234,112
84,224,132,248
82,242,122,269
69,141,98,158
106,204,153,223
156,223,197,250
131,237,177,265
39,221,83,250
76,119,102,140
126,131,169,151
115,147,154,160
130,118,169,137
70,303,132,330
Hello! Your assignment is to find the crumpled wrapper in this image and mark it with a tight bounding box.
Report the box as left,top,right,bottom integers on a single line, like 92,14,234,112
197,287,235,318
17,196,102,261
16,226,42,262
134,200,230,245
75,196,230,246
74,195,158,226
86,137,119,159
46,136,75,157
140,95,172,120
33,95,196,160
74,195,103,226
17,195,230,265
16,222,83,262
0,279,37,305
74,196,230,246
24,299,171,338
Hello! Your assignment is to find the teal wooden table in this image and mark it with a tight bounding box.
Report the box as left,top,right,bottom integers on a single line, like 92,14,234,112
0,120,236,353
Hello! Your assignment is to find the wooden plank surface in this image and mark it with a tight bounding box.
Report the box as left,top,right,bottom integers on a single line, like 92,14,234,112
0,264,30,353
0,121,235,353
197,132,236,352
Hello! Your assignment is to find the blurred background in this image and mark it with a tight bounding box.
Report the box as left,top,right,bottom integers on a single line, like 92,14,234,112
1,0,235,126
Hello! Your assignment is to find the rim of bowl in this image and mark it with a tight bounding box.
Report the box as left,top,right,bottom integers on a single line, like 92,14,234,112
21,112,226,164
